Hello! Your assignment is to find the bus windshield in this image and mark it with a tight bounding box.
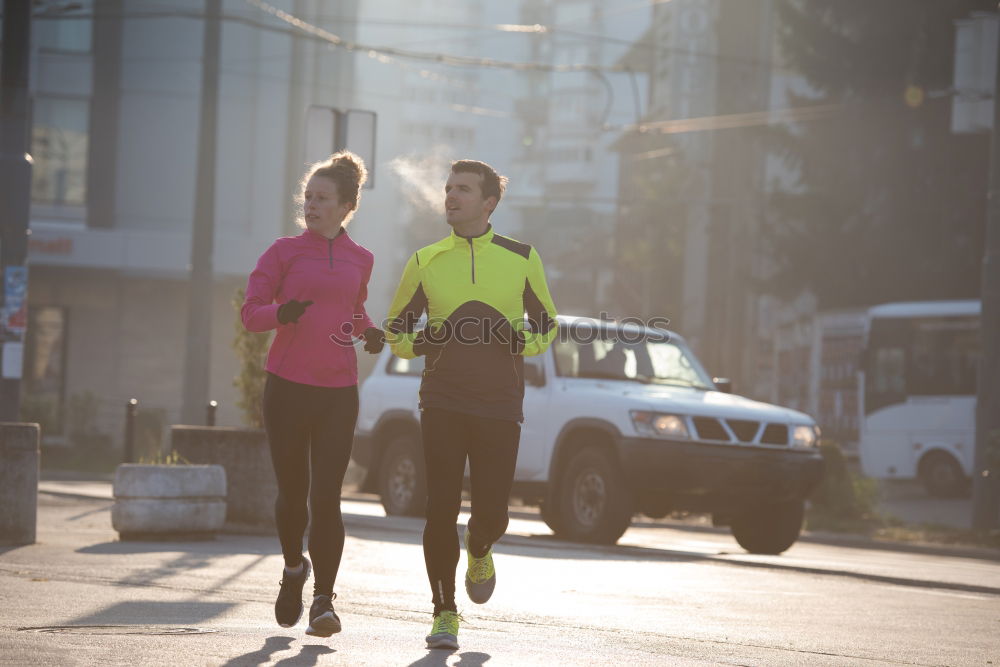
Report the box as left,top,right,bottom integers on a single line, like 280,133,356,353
864,315,978,414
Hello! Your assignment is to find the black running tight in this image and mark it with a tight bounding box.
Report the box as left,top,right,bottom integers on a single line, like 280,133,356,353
421,407,520,614
262,372,358,597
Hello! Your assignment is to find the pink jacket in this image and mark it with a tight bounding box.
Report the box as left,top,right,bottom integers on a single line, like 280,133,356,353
241,228,376,387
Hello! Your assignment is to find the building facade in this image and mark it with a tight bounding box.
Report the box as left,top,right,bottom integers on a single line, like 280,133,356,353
22,0,360,450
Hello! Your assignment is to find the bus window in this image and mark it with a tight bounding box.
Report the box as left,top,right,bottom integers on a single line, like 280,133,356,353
907,317,978,396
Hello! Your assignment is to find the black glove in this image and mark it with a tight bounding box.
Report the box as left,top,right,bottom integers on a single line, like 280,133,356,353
362,327,385,354
276,299,313,324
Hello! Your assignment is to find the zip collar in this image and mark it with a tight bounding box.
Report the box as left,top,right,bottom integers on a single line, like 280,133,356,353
450,224,494,250
301,226,346,243
418,225,495,267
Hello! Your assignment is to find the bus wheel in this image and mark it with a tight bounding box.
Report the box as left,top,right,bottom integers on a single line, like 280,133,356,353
918,451,968,498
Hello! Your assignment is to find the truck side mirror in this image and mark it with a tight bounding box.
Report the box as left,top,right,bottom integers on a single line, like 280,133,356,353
524,363,545,387
713,377,732,394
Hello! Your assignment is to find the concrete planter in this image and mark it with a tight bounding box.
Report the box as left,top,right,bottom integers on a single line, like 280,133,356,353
0,423,40,546
112,464,227,540
171,426,276,532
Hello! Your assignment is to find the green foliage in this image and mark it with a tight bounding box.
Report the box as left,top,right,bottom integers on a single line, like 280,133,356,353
134,407,166,461
766,0,990,308
138,449,190,466
232,287,270,428
808,441,877,521
612,132,690,318
19,393,62,436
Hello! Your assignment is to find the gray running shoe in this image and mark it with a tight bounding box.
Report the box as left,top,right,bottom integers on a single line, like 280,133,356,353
425,610,460,650
463,526,496,604
305,594,341,637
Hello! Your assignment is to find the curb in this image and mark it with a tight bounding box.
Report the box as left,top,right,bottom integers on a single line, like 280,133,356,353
36,483,999,562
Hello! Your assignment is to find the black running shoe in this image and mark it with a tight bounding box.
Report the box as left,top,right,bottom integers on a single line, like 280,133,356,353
274,557,311,628
305,594,342,637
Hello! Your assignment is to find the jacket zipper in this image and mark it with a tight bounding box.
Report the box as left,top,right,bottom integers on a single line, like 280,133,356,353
328,238,334,268
467,238,476,284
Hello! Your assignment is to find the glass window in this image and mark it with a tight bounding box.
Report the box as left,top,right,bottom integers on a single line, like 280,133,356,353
32,96,89,206
387,355,425,377
553,325,713,389
34,1,93,53
22,307,67,435
907,317,978,396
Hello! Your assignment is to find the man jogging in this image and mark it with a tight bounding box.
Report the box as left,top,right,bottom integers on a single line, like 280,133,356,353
385,160,558,650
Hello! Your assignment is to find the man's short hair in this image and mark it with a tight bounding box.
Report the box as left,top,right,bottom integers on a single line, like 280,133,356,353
451,160,508,204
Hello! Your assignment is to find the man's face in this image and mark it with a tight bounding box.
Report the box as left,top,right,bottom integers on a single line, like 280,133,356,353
444,171,496,228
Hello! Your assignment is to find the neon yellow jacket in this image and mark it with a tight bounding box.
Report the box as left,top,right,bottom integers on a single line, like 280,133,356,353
386,225,558,421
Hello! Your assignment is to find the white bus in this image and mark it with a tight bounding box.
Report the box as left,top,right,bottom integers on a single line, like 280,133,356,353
858,300,979,497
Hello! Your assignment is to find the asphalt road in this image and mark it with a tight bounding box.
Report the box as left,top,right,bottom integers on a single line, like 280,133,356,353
0,490,998,666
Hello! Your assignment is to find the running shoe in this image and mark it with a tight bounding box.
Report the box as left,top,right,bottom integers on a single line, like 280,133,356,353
425,610,460,650
274,557,311,628
305,594,342,637
463,526,496,604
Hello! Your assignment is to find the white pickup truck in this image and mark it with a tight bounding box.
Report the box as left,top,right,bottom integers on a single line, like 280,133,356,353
352,315,824,554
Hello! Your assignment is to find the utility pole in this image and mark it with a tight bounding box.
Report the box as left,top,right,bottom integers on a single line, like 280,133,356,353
180,0,221,425
972,15,1000,531
0,0,33,421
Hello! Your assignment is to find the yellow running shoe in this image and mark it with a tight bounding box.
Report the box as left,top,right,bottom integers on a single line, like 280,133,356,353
425,610,461,650
464,526,496,604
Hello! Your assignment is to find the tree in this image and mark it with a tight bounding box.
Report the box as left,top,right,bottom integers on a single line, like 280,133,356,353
231,288,270,428
766,0,992,309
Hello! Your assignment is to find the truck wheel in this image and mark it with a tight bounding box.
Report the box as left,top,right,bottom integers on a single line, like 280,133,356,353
557,446,633,544
730,499,804,555
919,451,968,498
378,434,426,517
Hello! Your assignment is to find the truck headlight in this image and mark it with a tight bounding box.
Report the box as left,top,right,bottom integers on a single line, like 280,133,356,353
792,425,818,448
631,411,689,439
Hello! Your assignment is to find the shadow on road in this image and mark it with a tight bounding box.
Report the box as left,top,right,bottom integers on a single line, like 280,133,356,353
221,636,294,667
407,649,490,667
272,643,336,666
67,600,235,625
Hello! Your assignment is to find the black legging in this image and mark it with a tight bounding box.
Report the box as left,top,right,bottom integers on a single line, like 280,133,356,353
420,407,520,614
262,372,358,597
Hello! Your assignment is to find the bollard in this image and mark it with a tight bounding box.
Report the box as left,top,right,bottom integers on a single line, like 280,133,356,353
124,398,138,463
206,400,218,427
0,423,41,545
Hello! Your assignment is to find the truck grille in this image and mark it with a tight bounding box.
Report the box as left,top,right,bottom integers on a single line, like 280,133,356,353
690,417,789,445
692,417,728,441
760,424,789,445
727,419,759,442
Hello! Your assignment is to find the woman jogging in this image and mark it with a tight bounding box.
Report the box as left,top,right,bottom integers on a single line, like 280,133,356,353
241,151,383,637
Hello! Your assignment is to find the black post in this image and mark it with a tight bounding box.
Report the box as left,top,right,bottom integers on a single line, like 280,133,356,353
180,0,221,425
972,15,1000,531
0,0,33,421
206,400,217,427
124,398,138,463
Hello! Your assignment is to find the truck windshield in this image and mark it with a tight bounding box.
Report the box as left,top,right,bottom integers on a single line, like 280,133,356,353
553,327,714,390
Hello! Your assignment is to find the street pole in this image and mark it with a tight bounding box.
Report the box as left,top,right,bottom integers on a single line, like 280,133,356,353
0,0,33,422
972,15,1000,531
180,0,221,425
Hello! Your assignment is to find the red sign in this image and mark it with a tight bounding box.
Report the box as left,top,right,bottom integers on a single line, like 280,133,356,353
29,237,74,255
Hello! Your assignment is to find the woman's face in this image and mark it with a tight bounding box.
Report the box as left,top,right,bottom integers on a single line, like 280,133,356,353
303,175,351,234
